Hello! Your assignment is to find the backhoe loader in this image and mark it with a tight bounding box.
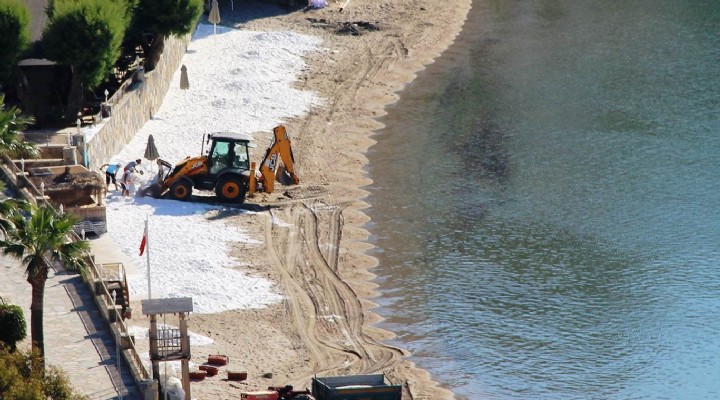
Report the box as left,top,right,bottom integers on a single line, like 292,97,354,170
141,125,299,203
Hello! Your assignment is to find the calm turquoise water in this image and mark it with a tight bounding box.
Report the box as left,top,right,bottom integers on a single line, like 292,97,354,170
365,1,720,399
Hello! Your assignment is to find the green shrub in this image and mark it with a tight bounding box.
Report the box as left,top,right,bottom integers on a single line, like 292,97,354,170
0,0,31,87
42,0,130,89
0,347,87,400
130,0,202,70
133,0,203,37
0,302,27,351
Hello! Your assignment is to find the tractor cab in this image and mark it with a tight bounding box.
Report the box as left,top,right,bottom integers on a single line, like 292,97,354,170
205,132,254,178
189,132,256,201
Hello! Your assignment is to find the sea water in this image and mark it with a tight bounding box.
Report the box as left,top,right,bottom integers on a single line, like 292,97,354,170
366,1,720,399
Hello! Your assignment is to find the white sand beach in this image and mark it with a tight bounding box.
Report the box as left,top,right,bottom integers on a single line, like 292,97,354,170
101,0,471,398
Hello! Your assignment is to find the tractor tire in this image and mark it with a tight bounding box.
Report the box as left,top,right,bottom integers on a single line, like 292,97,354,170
216,176,246,203
170,179,193,201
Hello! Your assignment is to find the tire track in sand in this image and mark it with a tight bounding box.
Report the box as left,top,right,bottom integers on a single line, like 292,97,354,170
264,200,406,390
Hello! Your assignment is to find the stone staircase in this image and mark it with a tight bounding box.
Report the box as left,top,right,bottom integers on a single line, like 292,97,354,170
98,263,132,321
105,280,132,320
20,128,81,168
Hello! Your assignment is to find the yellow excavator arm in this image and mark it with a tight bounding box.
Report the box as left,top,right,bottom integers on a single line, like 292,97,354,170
249,125,299,195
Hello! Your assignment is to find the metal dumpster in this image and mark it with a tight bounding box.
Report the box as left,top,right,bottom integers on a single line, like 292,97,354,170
311,374,402,400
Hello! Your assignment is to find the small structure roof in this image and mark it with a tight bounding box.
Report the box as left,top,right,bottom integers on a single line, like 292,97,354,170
17,58,57,67
28,166,104,193
27,165,104,207
141,297,194,315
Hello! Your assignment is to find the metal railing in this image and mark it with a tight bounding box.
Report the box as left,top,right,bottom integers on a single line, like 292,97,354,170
2,154,45,204
0,154,150,383
81,254,150,381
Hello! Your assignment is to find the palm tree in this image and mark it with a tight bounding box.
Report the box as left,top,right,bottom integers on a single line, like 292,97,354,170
0,93,38,159
0,196,29,237
0,203,89,369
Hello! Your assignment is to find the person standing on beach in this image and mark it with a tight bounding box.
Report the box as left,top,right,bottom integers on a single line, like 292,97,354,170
120,168,133,196
100,162,122,191
124,159,142,172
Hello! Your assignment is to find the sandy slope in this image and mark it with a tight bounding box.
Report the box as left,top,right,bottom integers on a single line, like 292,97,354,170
130,0,470,398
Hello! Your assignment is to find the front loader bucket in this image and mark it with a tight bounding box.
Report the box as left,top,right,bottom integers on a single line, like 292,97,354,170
139,182,164,198
139,158,173,198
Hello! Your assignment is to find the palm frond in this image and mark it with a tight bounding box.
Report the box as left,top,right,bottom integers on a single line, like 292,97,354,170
0,94,37,159
0,203,88,278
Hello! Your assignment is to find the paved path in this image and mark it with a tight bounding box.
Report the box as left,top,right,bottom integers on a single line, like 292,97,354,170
0,255,139,400
89,232,142,275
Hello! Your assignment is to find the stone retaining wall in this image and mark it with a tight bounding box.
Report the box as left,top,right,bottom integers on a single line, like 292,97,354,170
86,34,191,171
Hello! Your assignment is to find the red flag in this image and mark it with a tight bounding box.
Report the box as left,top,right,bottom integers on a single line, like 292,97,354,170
139,229,147,256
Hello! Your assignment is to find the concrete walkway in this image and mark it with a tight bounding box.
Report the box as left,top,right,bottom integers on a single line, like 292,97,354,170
88,232,142,275
0,254,140,400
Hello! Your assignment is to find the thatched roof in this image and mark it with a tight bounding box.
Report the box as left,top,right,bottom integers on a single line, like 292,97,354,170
28,166,104,194
40,174,103,193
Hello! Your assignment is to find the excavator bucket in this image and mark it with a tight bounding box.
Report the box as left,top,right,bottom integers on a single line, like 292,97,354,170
248,125,300,195
273,125,299,185
275,164,295,186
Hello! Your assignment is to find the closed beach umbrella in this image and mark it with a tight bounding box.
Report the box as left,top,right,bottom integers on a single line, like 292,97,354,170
144,134,160,172
180,65,189,90
209,0,221,35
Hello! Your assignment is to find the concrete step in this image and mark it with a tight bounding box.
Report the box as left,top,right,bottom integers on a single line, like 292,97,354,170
23,129,77,146
36,144,68,159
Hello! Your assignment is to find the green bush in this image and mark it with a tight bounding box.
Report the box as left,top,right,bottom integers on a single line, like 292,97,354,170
0,347,87,400
42,0,130,89
130,0,202,70
0,0,31,87
0,302,27,351
133,0,203,37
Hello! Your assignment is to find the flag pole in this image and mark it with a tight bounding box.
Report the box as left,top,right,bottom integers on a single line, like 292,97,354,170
146,214,151,299
144,215,154,382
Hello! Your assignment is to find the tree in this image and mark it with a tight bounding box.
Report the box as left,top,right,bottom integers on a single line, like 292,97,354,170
0,346,87,399
0,301,27,352
0,197,30,235
0,0,30,88
0,204,90,369
0,197,24,237
131,0,203,70
0,93,38,159
41,0,131,119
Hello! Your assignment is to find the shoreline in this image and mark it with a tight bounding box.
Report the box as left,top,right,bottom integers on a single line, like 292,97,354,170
239,0,472,396
127,0,472,398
